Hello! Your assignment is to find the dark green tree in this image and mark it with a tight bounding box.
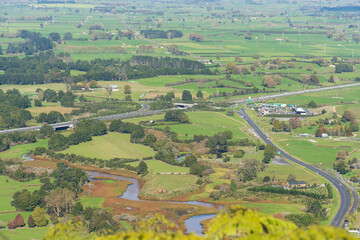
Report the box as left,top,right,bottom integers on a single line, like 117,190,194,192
182,90,192,101
137,161,148,175
72,202,84,216
131,128,145,141
196,90,203,99
190,163,205,177
48,134,69,151
143,134,157,147
307,101,317,108
109,119,124,132
46,111,65,124
27,215,35,228
183,155,197,167
34,99,42,107
306,200,326,220
39,124,55,138
49,32,61,43
36,112,48,123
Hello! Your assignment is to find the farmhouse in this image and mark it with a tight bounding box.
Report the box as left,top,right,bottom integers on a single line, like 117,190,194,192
284,180,307,188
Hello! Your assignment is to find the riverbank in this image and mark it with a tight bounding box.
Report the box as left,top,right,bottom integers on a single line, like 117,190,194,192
23,157,220,234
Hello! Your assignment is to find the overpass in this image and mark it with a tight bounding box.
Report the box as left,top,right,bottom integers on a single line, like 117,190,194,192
0,105,176,135
173,103,198,109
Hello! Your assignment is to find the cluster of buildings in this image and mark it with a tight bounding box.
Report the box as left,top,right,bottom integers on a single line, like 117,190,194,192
251,103,312,116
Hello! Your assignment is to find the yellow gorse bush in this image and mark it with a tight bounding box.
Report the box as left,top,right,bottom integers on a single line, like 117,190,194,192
43,206,356,240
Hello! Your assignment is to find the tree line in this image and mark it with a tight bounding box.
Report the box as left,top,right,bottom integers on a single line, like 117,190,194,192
0,89,32,129
140,29,183,39
6,30,53,55
0,51,212,86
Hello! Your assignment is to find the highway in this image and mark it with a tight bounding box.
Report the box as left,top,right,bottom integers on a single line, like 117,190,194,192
2,82,360,135
0,105,174,135
231,82,360,105
236,109,354,228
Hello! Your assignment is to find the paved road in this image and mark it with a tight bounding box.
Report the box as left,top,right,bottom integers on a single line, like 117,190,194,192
0,105,173,135
237,109,353,228
231,83,360,105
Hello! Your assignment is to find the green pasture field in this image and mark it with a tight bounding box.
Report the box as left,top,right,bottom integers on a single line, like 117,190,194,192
78,80,175,101
226,146,264,163
241,202,303,215
189,167,230,201
0,83,66,94
0,139,48,160
155,111,250,140
0,176,41,212
336,103,360,120
140,174,198,198
61,132,155,159
258,164,325,184
127,160,190,174
265,85,360,106
0,227,50,240
0,0,359,62
136,75,221,87
80,195,105,209
30,4,97,8
274,136,359,169
0,212,33,227
123,114,165,124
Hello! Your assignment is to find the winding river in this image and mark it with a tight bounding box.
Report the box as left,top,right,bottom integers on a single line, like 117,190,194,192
87,171,222,235
23,154,221,235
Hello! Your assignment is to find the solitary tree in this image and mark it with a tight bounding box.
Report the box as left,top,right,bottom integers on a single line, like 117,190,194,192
105,86,113,100
182,90,192,101
124,85,131,94
137,161,148,175
45,188,75,217
287,174,296,182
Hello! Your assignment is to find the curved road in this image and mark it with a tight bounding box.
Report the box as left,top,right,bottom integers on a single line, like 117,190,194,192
237,109,354,228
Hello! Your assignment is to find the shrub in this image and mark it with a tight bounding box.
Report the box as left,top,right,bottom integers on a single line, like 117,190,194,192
263,176,271,182
0,220,5,229
28,215,35,228
14,214,25,228
223,156,230,162
34,99,42,107
234,150,245,158
7,219,15,229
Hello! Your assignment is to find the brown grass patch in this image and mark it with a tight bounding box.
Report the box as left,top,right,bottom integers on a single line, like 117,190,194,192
23,159,58,170
29,106,75,115
82,179,131,199
104,197,218,231
316,145,351,149
309,106,336,114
